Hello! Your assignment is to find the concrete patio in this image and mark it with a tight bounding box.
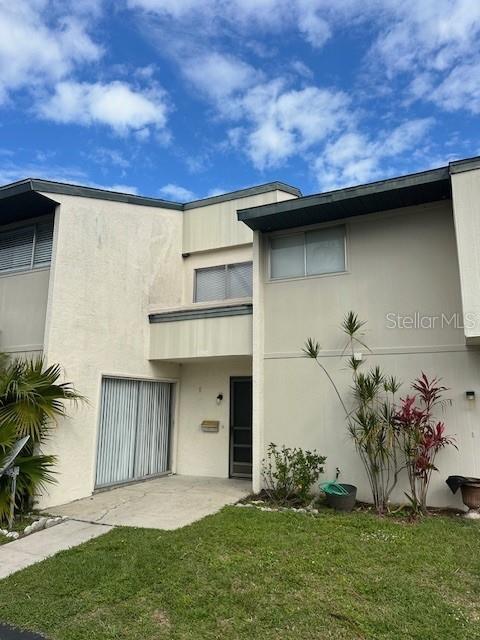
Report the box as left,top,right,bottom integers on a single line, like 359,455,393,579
50,475,250,529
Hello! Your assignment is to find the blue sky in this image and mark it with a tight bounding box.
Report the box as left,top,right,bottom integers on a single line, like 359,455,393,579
1,1,479,201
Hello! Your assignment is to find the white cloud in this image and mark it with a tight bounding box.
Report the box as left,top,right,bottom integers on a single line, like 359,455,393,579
0,160,89,186
37,81,169,135
182,52,260,104
371,1,480,75
231,80,351,169
314,118,434,190
159,183,196,201
90,148,131,169
430,62,480,114
127,0,335,48
0,1,103,103
129,0,480,120
206,187,227,197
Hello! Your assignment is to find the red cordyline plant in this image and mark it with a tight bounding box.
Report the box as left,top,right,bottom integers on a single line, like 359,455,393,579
394,373,456,515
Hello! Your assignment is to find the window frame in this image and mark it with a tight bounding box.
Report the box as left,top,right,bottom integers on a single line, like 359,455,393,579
267,224,348,282
0,216,54,276
193,260,253,303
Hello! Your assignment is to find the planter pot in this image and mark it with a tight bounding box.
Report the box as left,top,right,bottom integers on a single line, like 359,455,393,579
325,484,357,512
461,480,480,519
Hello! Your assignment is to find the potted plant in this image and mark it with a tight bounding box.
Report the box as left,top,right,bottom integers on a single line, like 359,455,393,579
446,475,480,519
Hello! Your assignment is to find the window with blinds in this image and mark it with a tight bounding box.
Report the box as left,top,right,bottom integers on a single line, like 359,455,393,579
270,226,346,280
194,261,253,302
0,218,54,274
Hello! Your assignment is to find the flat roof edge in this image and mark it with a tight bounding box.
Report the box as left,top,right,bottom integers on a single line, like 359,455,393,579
237,166,450,222
184,182,301,210
449,156,480,174
31,179,183,210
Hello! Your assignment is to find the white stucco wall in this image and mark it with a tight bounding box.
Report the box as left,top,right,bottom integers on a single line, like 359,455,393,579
40,194,184,507
257,201,479,509
175,357,252,477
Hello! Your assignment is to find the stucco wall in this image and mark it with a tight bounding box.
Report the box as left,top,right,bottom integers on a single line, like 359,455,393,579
258,201,479,508
451,166,480,342
40,194,183,507
0,268,50,354
175,357,252,477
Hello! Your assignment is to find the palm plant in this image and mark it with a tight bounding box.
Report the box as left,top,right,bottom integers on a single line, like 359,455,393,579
0,355,83,524
304,312,402,514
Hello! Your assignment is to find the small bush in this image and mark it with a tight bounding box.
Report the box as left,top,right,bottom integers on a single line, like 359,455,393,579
262,443,326,505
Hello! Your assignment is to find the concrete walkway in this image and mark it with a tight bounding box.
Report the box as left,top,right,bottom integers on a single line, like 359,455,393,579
0,476,248,581
0,520,112,580
51,475,250,529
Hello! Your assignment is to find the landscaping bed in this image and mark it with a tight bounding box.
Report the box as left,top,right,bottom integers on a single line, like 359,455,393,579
0,506,478,639
0,515,66,545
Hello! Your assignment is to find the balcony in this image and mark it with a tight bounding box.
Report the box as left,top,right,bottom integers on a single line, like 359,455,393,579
149,302,252,361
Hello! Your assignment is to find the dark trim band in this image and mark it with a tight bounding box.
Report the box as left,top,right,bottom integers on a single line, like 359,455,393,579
149,303,253,323
0,179,301,212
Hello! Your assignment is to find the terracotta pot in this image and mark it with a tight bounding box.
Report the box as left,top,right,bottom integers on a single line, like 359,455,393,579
461,481,480,511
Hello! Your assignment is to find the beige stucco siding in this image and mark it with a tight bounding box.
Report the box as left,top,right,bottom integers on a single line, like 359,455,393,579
40,194,183,507
264,202,463,355
259,201,479,508
0,268,50,354
451,166,480,342
175,357,251,477
183,190,297,254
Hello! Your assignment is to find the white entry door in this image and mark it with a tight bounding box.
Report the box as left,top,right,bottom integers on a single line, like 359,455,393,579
95,377,174,488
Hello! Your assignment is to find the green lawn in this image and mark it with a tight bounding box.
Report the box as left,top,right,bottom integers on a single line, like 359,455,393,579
0,507,479,639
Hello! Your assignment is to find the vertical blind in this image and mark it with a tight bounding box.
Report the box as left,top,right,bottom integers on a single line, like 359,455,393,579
95,377,173,488
195,261,253,302
270,226,345,279
0,218,54,273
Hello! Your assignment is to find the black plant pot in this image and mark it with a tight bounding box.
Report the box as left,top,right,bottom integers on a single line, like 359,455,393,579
325,484,357,512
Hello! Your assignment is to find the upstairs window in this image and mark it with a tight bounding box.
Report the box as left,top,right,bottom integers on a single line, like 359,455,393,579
270,225,346,280
0,218,54,274
194,261,253,303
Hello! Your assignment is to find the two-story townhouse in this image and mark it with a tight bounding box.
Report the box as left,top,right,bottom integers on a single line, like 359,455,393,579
0,178,298,507
1,156,480,510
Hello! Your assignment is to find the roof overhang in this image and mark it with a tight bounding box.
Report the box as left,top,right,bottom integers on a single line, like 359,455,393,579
237,166,452,232
0,180,59,226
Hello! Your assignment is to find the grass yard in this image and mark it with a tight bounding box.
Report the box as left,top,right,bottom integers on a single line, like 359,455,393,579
0,507,479,639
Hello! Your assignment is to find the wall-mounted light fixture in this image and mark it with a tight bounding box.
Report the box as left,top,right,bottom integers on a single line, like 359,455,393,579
216,393,224,405
466,390,475,401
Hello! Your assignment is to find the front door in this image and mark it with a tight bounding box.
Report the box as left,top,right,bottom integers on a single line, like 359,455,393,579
230,377,252,478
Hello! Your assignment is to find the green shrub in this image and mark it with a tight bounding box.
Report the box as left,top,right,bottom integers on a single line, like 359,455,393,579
262,443,326,504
